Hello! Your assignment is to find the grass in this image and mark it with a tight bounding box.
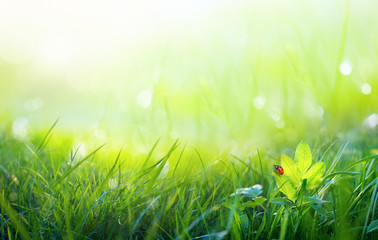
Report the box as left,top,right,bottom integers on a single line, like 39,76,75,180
0,122,377,240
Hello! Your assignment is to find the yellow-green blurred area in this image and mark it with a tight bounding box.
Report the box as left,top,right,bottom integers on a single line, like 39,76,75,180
0,0,377,153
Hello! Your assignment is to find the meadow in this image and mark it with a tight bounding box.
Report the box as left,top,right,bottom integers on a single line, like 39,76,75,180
0,0,378,239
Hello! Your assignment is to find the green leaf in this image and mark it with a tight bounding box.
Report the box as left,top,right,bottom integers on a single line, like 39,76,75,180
240,197,266,210
302,162,325,189
231,184,263,198
295,141,312,176
254,196,266,205
271,197,295,207
281,154,301,187
273,171,297,201
367,220,378,233
310,204,327,216
240,214,249,233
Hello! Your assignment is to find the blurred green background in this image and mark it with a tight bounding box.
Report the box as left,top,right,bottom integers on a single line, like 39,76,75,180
0,0,377,153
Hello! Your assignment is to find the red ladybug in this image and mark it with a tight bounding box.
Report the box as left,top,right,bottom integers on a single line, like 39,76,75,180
274,165,284,175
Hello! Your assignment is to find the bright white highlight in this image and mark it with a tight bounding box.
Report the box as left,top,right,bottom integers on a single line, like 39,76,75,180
361,83,371,95
363,113,378,129
339,62,352,76
12,117,28,139
137,89,153,108
253,96,266,110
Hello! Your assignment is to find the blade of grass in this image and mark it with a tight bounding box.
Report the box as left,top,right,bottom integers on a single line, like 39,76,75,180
361,181,378,239
132,195,160,234
279,208,289,240
140,139,160,171
36,119,59,154
52,144,105,188
144,140,179,193
171,144,186,177
93,148,122,198
325,141,348,176
257,149,265,181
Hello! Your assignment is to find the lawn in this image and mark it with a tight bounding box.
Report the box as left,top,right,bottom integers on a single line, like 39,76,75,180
0,122,377,239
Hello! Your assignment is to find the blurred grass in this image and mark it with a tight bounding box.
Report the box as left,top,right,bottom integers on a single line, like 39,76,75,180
0,0,377,150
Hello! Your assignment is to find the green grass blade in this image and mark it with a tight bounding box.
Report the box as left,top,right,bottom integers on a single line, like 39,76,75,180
52,144,105,188
279,208,289,240
36,119,59,154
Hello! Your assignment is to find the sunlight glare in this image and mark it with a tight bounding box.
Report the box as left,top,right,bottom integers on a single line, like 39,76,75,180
12,117,28,140
253,96,266,110
0,31,36,65
339,61,352,76
363,113,378,129
36,34,74,70
137,89,153,109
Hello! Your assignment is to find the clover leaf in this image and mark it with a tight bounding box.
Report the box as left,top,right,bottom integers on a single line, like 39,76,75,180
273,141,326,201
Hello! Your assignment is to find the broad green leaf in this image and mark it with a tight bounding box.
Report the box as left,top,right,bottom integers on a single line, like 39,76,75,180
281,154,301,187
240,197,266,210
304,196,328,204
295,141,312,175
302,162,325,189
310,204,327,216
273,171,297,201
254,196,266,205
240,214,249,233
271,197,295,207
367,220,378,233
230,184,263,198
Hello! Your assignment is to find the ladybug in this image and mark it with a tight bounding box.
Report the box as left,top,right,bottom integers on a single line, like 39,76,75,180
274,165,284,175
